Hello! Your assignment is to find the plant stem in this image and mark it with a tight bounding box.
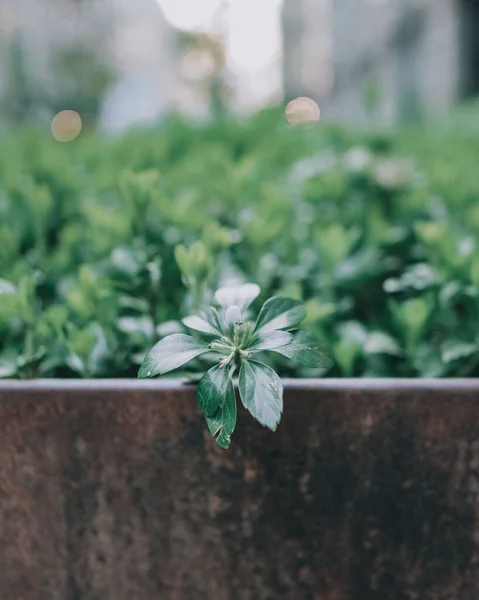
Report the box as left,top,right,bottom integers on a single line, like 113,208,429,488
148,287,157,343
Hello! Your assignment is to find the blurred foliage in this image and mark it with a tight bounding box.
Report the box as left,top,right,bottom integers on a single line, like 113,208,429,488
178,31,231,118
1,105,479,378
0,38,34,123
47,46,116,124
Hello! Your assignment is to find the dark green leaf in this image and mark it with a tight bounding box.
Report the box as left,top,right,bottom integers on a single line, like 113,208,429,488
17,347,48,373
197,364,232,416
138,334,210,378
254,297,306,333
239,360,283,431
272,331,333,368
249,330,293,351
204,377,237,449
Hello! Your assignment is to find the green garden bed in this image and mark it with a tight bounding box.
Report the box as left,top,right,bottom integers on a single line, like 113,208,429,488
1,107,479,379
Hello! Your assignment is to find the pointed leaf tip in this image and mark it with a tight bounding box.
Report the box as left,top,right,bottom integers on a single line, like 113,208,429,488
239,360,283,431
204,377,237,449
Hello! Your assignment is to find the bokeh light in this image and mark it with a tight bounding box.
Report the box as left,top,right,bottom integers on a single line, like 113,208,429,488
285,97,320,127
181,49,217,81
51,110,82,142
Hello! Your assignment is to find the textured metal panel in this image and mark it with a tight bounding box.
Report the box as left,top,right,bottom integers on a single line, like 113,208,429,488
1,380,479,600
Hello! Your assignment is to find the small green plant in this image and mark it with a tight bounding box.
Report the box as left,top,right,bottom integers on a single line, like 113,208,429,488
138,284,331,448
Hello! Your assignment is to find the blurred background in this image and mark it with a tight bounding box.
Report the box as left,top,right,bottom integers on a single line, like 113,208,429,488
1,0,479,381
1,0,478,130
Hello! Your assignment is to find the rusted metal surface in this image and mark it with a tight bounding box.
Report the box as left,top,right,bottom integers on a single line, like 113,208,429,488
1,379,479,600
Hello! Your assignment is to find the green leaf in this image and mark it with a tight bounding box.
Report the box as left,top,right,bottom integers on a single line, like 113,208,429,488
0,279,18,321
197,364,232,416
215,283,260,311
383,263,438,293
413,343,445,378
204,378,237,449
239,360,283,431
249,330,293,351
182,315,217,335
117,316,155,338
17,347,48,373
254,296,306,333
364,332,402,356
0,279,16,295
272,331,333,368
67,354,85,375
0,361,17,378
393,297,431,346
333,339,360,377
174,245,191,277
183,308,222,336
470,256,479,288
138,334,210,378
441,340,478,364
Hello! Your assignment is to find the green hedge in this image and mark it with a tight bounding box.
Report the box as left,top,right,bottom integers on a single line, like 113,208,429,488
1,108,479,378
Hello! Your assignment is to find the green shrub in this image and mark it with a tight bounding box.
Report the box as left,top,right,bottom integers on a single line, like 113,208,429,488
1,107,479,378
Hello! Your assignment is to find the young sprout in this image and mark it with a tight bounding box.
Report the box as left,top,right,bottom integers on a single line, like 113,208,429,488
138,284,331,448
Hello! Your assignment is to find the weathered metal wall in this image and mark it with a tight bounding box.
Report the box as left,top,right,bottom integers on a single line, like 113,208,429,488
1,380,479,600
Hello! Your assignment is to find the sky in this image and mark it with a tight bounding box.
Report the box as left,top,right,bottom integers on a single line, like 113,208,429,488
156,0,284,108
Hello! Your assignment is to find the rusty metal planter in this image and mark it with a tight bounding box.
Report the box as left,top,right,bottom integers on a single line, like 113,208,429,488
1,379,479,600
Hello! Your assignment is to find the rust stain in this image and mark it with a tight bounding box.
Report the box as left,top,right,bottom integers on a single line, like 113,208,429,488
0,383,478,599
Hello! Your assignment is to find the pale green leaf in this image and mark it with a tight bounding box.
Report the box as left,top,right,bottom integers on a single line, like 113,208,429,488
249,330,293,351
254,297,306,333
0,361,17,378
138,334,210,378
215,283,260,311
0,279,16,295
441,340,478,364
183,307,222,336
364,332,402,356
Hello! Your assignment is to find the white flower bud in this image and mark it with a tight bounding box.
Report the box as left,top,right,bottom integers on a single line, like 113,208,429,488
225,305,242,325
